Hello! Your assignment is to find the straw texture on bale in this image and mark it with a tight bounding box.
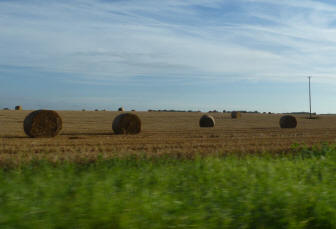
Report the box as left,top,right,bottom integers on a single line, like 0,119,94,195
118,107,124,112
279,115,297,129
112,113,141,134
199,114,215,127
23,110,62,138
15,106,22,110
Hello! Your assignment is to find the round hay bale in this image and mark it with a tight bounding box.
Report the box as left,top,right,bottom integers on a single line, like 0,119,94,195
23,110,62,138
199,114,215,127
112,113,141,134
231,111,241,119
280,115,297,128
15,106,22,110
118,107,124,112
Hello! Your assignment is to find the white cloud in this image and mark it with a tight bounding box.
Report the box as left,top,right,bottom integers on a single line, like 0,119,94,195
1,0,336,83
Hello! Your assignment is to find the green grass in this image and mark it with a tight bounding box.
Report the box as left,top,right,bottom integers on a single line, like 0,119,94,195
1,145,336,228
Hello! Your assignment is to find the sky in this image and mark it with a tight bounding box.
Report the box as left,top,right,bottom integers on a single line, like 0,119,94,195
1,0,336,113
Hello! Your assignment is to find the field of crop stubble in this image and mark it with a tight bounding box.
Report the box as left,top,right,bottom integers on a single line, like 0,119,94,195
1,110,336,164
2,110,336,228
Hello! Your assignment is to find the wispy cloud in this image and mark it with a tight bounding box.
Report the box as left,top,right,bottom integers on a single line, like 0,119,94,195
1,0,336,83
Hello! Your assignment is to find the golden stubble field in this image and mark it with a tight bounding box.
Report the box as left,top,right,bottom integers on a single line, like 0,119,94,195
1,110,336,164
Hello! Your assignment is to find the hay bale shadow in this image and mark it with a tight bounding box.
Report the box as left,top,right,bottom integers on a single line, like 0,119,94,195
61,132,114,136
1,135,29,139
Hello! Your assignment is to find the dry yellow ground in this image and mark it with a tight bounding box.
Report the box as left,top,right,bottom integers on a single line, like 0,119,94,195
0,110,335,164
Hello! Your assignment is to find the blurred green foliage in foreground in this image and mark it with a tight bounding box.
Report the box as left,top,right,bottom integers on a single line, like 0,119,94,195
0,145,336,228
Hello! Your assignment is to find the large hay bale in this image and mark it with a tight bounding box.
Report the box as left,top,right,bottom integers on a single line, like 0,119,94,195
15,106,22,110
118,107,124,112
231,111,241,119
279,115,297,128
112,113,141,134
23,110,62,138
199,114,215,127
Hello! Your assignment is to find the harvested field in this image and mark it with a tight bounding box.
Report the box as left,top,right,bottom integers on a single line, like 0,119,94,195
0,110,336,164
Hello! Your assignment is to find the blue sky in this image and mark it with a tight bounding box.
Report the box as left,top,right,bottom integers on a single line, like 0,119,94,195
1,0,336,113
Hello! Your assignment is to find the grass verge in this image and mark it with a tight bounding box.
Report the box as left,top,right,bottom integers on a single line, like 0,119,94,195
0,145,336,228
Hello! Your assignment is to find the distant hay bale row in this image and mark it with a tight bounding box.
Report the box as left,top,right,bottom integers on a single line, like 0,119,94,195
21,110,298,138
93,108,131,112
198,114,297,129
3,106,22,110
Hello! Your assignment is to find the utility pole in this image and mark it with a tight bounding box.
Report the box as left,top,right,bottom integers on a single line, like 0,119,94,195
308,76,312,119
